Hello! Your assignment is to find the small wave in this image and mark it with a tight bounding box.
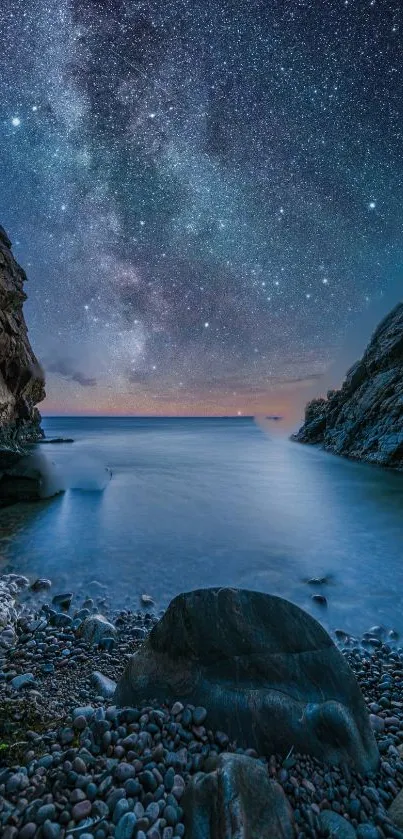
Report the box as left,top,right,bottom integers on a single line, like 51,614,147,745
23,452,112,496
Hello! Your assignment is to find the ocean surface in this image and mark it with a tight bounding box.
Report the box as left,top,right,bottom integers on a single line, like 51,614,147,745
1,416,403,637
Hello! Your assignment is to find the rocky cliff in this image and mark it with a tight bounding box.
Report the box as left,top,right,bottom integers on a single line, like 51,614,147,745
0,225,47,505
0,225,44,450
293,303,403,468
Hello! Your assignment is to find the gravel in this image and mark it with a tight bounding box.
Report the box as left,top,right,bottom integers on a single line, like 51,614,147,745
2,581,403,838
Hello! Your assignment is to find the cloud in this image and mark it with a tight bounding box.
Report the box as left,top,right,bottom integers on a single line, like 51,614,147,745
46,358,97,387
71,372,97,387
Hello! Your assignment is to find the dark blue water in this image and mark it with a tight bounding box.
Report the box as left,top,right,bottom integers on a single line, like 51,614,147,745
1,416,403,637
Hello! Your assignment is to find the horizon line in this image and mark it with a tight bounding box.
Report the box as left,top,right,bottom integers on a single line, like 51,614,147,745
41,413,258,419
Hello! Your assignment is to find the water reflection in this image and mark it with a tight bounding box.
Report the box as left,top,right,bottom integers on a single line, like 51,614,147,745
0,417,402,637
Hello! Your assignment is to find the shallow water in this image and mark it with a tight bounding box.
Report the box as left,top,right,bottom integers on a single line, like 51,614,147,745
1,416,403,637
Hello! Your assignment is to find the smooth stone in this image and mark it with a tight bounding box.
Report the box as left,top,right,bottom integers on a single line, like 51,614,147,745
145,802,159,823
78,614,117,645
320,811,357,838
71,789,86,803
42,822,61,839
54,613,73,628
141,594,154,606
115,587,379,773
369,714,385,733
38,755,53,768
192,707,207,726
52,592,73,610
115,813,137,839
183,753,294,838
10,673,35,690
114,799,130,824
125,779,141,797
115,763,135,782
356,827,381,839
91,671,117,698
31,579,52,591
36,804,56,824
18,824,36,839
72,800,92,821
73,705,95,720
141,770,158,793
312,594,327,606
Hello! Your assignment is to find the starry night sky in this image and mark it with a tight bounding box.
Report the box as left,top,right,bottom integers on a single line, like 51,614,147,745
0,0,402,417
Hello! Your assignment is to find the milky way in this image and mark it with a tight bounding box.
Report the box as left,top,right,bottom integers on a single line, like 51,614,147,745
0,0,402,416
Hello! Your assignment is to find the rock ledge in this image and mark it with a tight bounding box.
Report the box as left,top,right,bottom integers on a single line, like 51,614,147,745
293,303,403,468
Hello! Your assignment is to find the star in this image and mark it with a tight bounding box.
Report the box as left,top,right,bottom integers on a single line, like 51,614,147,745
0,0,400,417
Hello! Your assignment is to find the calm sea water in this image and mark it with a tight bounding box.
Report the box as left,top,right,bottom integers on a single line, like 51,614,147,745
1,416,403,637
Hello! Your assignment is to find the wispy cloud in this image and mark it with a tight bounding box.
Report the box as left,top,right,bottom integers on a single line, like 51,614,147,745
46,358,97,387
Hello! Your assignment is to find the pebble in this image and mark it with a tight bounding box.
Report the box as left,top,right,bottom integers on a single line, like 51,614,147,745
72,799,92,821
91,670,116,697
192,706,207,725
312,594,327,606
10,672,35,690
31,579,52,592
115,812,137,839
18,824,36,839
356,827,382,839
370,714,385,733
52,592,73,610
319,811,356,838
36,804,56,824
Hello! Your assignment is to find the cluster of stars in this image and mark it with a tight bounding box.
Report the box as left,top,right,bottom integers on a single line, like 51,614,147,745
0,0,401,414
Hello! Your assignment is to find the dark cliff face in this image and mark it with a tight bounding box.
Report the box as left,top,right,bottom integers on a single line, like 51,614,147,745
0,225,45,449
293,303,403,469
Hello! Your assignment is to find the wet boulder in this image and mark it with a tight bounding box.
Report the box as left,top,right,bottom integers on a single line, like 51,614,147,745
115,587,379,773
182,752,294,839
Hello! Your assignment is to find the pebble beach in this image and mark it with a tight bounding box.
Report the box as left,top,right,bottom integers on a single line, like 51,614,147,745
2,577,403,839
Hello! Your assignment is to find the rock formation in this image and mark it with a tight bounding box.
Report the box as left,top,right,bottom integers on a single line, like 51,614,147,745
293,303,403,467
0,225,45,446
182,753,294,839
115,587,379,774
0,225,46,505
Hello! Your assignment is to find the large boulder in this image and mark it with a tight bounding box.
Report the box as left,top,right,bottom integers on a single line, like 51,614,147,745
182,753,294,839
115,588,379,774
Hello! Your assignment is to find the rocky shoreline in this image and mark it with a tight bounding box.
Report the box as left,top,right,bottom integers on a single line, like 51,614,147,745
2,579,403,838
0,226,48,509
293,303,403,469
